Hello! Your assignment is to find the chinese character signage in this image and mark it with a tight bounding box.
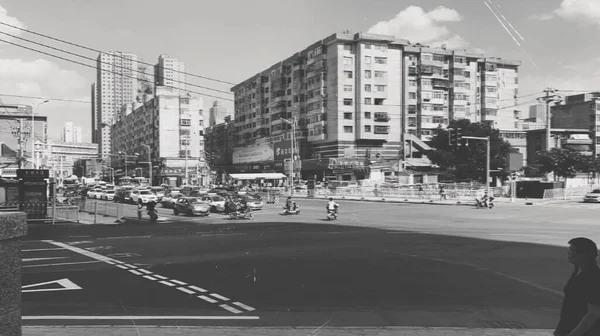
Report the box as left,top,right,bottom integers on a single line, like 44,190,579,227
232,144,274,164
17,169,50,179
274,140,301,162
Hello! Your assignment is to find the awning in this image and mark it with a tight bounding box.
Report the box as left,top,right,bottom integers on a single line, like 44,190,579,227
229,173,287,180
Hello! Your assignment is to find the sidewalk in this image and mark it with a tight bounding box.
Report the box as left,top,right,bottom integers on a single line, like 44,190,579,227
22,326,554,336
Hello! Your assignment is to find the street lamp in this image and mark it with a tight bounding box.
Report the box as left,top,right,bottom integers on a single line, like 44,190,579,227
118,151,139,177
281,117,296,197
32,100,49,169
141,144,152,186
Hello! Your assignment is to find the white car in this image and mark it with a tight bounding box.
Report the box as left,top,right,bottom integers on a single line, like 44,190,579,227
200,195,226,212
583,189,600,203
87,189,102,199
130,189,158,204
102,190,116,201
151,187,166,201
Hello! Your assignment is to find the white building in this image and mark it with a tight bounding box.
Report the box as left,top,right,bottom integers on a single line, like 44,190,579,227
35,140,99,180
93,51,151,157
155,54,186,95
62,122,83,143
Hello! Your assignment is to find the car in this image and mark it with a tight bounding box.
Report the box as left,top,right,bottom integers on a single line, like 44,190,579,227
173,197,210,216
583,189,600,203
239,194,264,210
87,188,102,199
130,189,158,204
200,195,226,212
161,193,183,208
102,190,116,201
150,187,166,201
113,190,131,203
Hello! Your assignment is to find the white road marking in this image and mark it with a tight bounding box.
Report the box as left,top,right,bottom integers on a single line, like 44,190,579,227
23,257,68,262
129,270,142,276
122,264,136,268
219,304,242,314
22,279,82,293
98,235,152,240
177,287,195,295
198,295,217,303
232,302,255,312
143,275,157,280
159,280,176,287
22,248,64,252
23,261,101,268
22,315,259,320
188,285,207,293
138,269,153,274
68,241,93,245
170,279,187,286
153,274,168,280
42,241,117,263
116,265,129,270
210,293,229,301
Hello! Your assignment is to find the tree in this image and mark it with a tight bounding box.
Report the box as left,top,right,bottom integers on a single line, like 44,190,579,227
535,148,586,181
427,119,515,182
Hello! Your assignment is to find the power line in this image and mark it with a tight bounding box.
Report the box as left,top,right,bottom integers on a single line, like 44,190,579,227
0,30,232,96
0,20,237,86
0,93,90,104
0,37,234,102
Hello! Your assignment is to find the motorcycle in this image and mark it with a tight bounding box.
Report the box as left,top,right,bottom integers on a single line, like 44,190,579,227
229,207,254,220
147,209,159,222
475,197,495,209
282,203,300,215
326,208,338,220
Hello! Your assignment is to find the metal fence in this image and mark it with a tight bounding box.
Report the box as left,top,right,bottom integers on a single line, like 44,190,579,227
543,185,600,202
0,199,125,224
301,187,485,203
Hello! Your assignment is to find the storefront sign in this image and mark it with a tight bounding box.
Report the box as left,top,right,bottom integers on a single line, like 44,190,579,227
274,140,301,161
233,145,274,164
327,158,366,170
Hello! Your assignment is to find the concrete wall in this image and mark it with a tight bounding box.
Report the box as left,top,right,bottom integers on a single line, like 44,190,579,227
552,101,592,129
0,212,27,336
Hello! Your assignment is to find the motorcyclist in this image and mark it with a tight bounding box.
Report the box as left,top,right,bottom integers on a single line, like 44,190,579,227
326,197,339,214
285,196,296,211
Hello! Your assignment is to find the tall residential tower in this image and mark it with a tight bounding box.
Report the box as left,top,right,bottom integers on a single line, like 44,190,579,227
154,54,186,95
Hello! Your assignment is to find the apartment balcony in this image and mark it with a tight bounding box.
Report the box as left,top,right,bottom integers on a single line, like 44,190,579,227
432,79,450,89
453,62,467,68
421,59,446,67
374,113,390,122
429,98,445,105
453,99,468,106
373,126,390,135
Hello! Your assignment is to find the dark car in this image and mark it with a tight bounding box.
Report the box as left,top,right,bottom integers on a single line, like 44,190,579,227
173,197,211,216
113,190,131,203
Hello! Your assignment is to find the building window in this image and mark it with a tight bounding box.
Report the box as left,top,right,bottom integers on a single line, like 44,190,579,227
344,85,353,92
180,119,191,126
374,71,387,79
364,56,371,64
364,43,371,49
344,44,353,51
365,84,371,92
344,71,353,79
409,80,417,87
364,98,372,105
432,91,443,99
374,98,384,105
343,98,353,106
365,125,372,132
343,57,353,65
374,57,387,64
364,112,371,119
344,126,353,133
375,85,386,92
409,92,417,99
344,112,353,120
364,70,372,79
374,126,389,134
180,139,190,146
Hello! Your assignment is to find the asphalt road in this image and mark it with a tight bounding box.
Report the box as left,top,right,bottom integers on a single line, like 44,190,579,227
22,199,600,329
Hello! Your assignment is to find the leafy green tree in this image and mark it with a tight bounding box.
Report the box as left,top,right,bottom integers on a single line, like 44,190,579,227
535,148,586,181
427,119,515,182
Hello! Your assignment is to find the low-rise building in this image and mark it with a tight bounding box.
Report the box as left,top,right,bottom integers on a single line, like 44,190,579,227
37,141,99,181
526,128,593,166
551,92,600,156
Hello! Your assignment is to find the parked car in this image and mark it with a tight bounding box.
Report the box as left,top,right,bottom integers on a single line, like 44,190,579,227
583,189,600,203
87,189,102,199
113,190,131,203
161,193,183,208
130,189,158,204
239,194,264,210
173,197,210,216
200,195,226,212
102,190,116,201
150,187,166,201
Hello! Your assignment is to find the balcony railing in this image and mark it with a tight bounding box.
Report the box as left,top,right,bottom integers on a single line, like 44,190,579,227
374,113,390,122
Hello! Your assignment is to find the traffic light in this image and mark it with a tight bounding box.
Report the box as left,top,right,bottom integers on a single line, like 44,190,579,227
456,128,463,146
449,128,463,147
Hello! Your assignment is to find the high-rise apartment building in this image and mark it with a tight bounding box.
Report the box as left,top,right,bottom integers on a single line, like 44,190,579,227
208,101,230,127
155,54,186,95
62,122,83,143
94,52,150,157
231,31,521,161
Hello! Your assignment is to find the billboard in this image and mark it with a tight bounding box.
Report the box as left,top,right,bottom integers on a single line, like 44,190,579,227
232,144,274,164
274,140,301,161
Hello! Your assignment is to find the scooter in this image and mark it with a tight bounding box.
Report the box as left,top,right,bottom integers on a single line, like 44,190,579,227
147,209,159,222
229,207,254,220
326,208,338,220
475,197,495,209
282,203,300,215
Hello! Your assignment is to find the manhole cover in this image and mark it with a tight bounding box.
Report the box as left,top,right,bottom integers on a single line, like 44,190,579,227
480,321,526,329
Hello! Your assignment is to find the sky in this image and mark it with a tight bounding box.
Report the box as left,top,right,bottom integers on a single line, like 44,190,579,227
1,0,600,143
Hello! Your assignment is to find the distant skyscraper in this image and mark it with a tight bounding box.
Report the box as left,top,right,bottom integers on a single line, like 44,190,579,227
154,54,186,95
93,51,149,156
62,122,83,143
208,100,230,127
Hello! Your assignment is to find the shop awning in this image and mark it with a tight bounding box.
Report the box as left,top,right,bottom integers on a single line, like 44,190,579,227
229,173,287,180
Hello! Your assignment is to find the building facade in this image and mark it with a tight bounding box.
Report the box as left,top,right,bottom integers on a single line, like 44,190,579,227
208,100,230,127
0,104,47,168
94,52,152,157
111,87,205,186
62,122,83,143
526,128,593,166
36,141,99,180
204,115,234,167
230,31,521,173
154,54,186,95
551,92,600,156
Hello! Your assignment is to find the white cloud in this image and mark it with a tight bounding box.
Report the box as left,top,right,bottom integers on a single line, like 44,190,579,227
528,13,554,21
0,4,26,41
554,0,600,26
367,5,471,50
0,58,87,96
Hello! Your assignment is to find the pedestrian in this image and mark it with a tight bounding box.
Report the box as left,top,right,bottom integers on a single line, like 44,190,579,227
137,200,144,223
418,184,424,199
554,237,600,336
439,185,447,201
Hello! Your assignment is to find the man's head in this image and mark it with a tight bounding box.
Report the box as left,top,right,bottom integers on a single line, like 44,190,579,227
568,237,598,265
288,196,291,200
329,197,333,201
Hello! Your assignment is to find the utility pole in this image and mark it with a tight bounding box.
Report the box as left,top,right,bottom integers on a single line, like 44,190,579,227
11,119,29,169
540,87,562,151
281,117,296,196
184,136,189,185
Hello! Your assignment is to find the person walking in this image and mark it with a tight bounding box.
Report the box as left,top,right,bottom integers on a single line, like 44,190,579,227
554,237,600,336
137,200,144,223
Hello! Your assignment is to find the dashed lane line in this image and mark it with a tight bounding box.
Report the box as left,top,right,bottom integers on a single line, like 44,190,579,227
42,240,257,315
22,248,64,252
